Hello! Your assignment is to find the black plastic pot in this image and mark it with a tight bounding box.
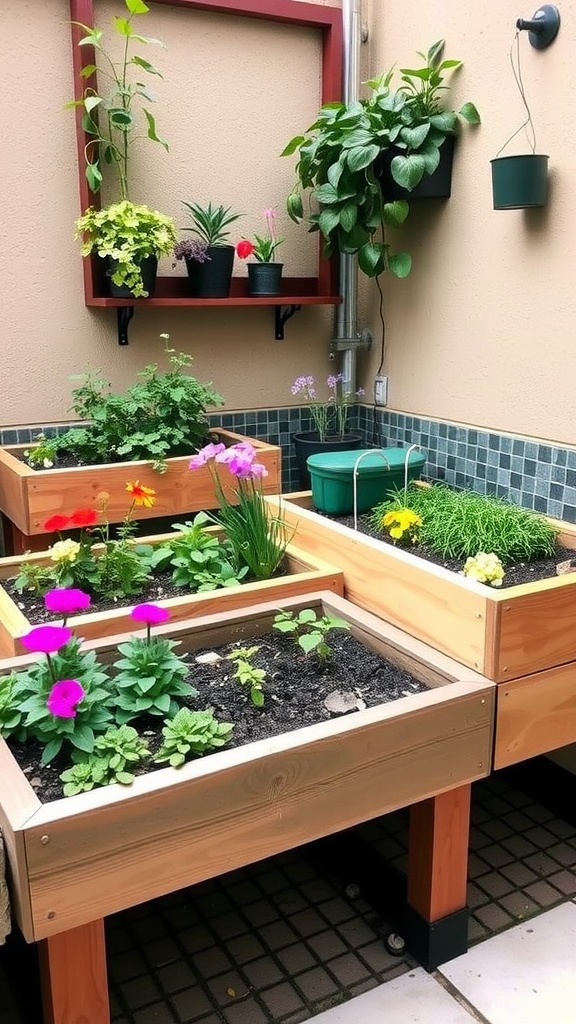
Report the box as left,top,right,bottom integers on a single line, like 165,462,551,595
292,431,364,489
248,262,283,297
376,136,455,201
186,244,235,297
491,154,549,210
106,255,158,297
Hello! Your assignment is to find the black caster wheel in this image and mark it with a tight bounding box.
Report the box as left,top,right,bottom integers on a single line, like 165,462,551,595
385,931,406,956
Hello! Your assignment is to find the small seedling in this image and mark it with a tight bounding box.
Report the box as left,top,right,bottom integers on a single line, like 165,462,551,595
154,708,234,767
273,608,350,660
227,646,266,707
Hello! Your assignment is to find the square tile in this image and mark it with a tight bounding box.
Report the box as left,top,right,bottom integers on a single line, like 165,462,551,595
295,966,340,1001
311,968,477,1022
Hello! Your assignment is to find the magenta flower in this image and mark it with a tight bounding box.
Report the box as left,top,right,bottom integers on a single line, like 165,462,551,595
20,624,73,655
189,442,226,470
249,461,268,479
47,679,85,718
44,588,91,616
131,604,171,626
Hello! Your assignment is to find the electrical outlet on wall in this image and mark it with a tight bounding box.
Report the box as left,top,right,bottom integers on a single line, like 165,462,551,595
374,375,389,406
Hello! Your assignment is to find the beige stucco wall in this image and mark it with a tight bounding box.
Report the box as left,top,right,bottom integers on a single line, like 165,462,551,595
1,0,574,446
0,0,341,427
360,0,575,445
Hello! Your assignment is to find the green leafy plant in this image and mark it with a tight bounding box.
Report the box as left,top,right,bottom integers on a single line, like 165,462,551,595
68,0,168,199
371,484,558,563
113,626,196,724
61,724,150,794
283,39,479,278
181,202,242,246
149,513,249,591
23,433,58,470
0,675,23,737
227,646,266,707
154,708,234,767
273,608,350,660
76,201,178,297
53,334,223,467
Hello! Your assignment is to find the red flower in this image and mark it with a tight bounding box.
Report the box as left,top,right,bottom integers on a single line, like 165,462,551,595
236,240,254,259
44,514,70,532
70,508,99,527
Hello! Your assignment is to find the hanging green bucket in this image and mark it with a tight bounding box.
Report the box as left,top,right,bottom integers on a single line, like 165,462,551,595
491,154,549,210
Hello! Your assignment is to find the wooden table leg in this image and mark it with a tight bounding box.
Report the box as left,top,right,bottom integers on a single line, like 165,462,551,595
39,919,109,1024
0,513,49,556
405,784,471,967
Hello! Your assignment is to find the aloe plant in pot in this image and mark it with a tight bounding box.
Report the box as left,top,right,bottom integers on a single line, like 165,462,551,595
68,0,177,297
180,201,242,297
282,39,480,279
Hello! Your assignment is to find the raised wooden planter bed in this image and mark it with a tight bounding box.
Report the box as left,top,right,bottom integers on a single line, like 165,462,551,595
0,529,343,657
0,429,281,555
1,593,494,1011
265,493,576,768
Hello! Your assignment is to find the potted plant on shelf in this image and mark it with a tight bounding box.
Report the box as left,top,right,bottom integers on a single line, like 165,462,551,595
235,208,284,296
0,336,282,554
180,201,242,297
282,39,479,278
290,373,364,488
68,0,177,297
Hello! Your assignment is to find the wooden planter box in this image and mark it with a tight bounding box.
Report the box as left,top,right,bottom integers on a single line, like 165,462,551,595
0,530,343,658
0,429,281,553
0,591,495,946
265,494,576,768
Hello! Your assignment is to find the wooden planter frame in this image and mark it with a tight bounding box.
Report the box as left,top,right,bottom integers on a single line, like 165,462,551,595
0,529,343,657
0,592,494,1022
0,429,281,554
265,494,576,769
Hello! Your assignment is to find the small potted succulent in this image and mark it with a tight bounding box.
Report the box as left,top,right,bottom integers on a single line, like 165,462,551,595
236,208,284,296
283,39,479,278
68,0,176,296
180,201,242,297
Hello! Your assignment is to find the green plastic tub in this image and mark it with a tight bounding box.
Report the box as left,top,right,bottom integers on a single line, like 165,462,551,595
308,447,426,515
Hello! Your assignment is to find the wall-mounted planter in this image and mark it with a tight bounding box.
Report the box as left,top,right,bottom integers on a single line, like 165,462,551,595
491,154,549,209
265,494,576,769
376,136,456,201
0,430,281,555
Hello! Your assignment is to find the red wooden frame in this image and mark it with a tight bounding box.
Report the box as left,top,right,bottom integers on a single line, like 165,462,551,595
69,0,342,306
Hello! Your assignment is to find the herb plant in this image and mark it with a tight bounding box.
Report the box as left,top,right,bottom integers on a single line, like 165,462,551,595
149,513,248,591
68,0,169,199
113,633,195,723
227,647,266,707
23,432,58,469
59,758,109,796
154,708,234,767
53,335,223,468
273,608,350,660
181,202,242,246
61,725,150,794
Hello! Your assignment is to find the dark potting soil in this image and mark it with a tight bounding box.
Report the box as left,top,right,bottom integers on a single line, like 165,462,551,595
316,510,573,589
7,627,429,804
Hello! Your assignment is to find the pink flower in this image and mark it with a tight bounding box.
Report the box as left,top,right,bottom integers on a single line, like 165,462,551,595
20,624,72,655
215,442,257,466
44,588,91,616
131,604,171,626
47,679,85,718
236,240,254,259
189,442,226,470
249,461,268,479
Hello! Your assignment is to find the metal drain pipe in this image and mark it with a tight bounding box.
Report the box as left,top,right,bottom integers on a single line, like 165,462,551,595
331,0,371,394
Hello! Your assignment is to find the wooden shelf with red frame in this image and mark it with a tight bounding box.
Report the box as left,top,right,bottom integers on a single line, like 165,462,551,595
69,0,343,343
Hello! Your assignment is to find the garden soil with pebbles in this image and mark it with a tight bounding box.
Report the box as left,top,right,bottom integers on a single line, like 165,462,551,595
7,629,428,804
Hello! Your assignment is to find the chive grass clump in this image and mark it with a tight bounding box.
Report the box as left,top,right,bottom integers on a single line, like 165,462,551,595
370,484,558,564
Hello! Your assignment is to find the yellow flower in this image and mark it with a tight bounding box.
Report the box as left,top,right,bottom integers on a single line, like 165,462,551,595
50,539,81,564
381,508,422,543
125,481,156,508
463,552,504,587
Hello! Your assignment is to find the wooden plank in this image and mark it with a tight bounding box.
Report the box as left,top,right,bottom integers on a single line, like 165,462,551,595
22,681,493,938
0,742,42,941
0,542,343,656
408,785,471,921
494,661,576,767
39,918,109,1024
494,580,576,681
0,430,281,536
267,498,490,672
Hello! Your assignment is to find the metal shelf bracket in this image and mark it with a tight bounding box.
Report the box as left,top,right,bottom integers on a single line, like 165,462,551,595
274,304,302,340
117,307,135,345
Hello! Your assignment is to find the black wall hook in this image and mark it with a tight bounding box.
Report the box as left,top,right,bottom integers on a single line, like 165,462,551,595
516,5,560,48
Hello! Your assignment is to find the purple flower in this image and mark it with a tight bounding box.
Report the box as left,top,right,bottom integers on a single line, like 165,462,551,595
131,603,171,626
215,442,256,466
189,442,226,470
47,679,85,718
44,588,91,616
249,461,268,479
20,624,72,655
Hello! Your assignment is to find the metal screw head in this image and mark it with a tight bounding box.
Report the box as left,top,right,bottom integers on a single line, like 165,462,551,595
47,911,55,920
40,835,49,845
